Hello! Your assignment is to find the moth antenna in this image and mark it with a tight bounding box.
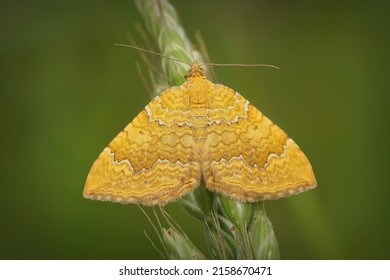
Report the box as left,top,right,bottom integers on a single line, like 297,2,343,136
202,62,280,70
114,44,191,66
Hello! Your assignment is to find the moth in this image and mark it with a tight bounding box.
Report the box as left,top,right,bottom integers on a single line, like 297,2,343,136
84,61,316,205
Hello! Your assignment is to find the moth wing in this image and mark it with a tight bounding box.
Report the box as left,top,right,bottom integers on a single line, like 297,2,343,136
84,88,201,206
203,85,316,202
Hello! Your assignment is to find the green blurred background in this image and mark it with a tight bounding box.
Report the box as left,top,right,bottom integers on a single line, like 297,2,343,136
1,0,389,259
